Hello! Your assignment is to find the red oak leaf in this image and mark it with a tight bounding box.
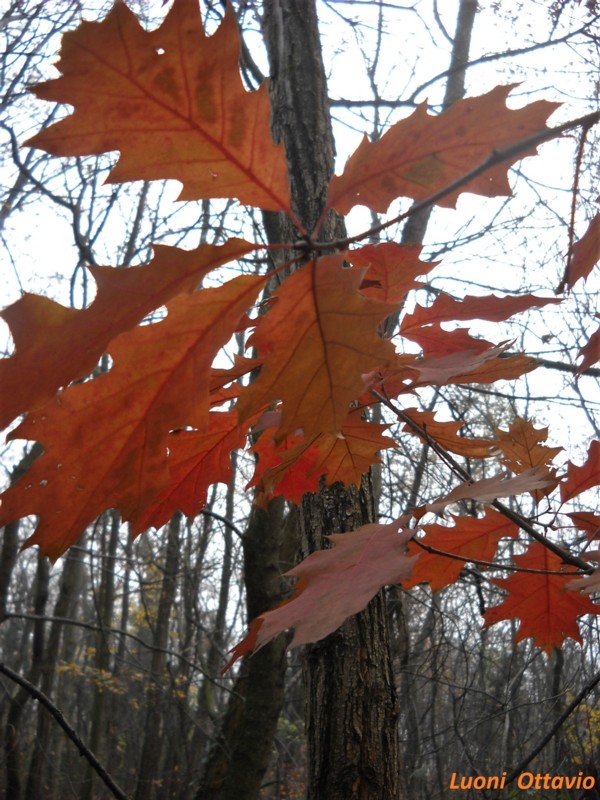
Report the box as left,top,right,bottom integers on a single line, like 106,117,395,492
485,543,599,653
0,240,255,429
26,1,293,214
404,510,518,592
236,256,398,441
326,85,558,216
561,439,600,504
226,518,416,669
0,275,264,560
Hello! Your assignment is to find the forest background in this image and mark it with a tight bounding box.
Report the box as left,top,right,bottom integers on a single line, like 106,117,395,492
1,1,600,799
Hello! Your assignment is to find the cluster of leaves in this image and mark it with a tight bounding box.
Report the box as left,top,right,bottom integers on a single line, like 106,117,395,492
1,0,600,665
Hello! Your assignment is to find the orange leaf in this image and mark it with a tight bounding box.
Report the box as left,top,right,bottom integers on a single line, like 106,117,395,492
326,85,559,216
566,511,600,542
349,242,434,303
401,322,492,355
250,414,395,505
315,415,396,487
0,241,254,430
133,411,246,533
225,519,416,669
484,543,599,653
236,256,397,441
26,1,292,214
495,417,562,500
562,213,600,290
248,429,322,507
561,439,600,503
404,510,518,592
403,292,560,330
0,275,264,560
401,407,495,458
414,468,555,520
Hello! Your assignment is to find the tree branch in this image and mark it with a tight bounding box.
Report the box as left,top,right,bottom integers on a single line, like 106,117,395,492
0,662,130,800
504,666,600,787
373,390,594,574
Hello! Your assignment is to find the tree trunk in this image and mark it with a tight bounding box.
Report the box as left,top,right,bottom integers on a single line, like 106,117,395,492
134,512,182,800
260,2,401,798
197,498,294,800
81,511,120,800
26,540,85,800
3,555,49,800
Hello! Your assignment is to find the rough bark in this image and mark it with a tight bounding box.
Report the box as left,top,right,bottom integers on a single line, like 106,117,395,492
261,2,401,798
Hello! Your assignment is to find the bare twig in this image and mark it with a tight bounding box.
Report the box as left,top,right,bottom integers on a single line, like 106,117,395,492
503,666,600,790
0,662,131,800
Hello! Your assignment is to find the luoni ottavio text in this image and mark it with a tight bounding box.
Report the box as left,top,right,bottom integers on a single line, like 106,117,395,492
449,771,597,791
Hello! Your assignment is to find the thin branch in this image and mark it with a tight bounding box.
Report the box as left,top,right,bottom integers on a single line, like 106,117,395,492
2,613,231,689
0,662,131,800
413,539,582,577
373,390,594,574
504,666,600,788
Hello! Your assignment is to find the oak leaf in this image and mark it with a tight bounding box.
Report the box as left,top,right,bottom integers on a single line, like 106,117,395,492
250,414,395,506
414,467,555,520
566,511,600,541
560,439,600,504
326,85,559,216
0,240,255,429
559,213,600,291
0,275,264,560
226,519,416,669
26,1,293,214
349,242,434,303
404,510,518,592
403,292,560,330
577,315,600,373
495,417,562,500
236,256,398,441
401,407,495,458
133,411,246,533
484,543,599,652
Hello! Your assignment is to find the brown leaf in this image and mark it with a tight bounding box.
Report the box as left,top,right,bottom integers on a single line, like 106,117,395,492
0,240,255,430
326,85,559,216
236,256,398,441
26,2,292,213
495,417,562,500
560,213,600,290
577,315,600,373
